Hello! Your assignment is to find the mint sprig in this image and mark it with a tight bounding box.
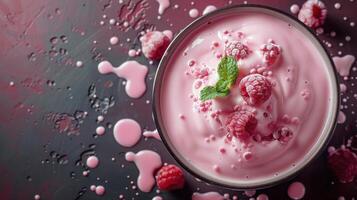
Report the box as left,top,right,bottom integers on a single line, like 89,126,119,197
199,56,238,101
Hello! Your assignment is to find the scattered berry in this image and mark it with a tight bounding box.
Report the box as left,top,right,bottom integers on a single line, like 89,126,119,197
225,108,257,138
298,0,327,28
260,41,282,65
239,74,272,105
156,164,185,190
225,40,249,60
328,148,357,183
140,31,171,60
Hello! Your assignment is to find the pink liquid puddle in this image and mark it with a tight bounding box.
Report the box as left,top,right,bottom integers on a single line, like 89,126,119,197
202,5,217,15
98,60,148,98
156,0,170,15
125,150,162,192
192,192,224,200
337,111,346,124
143,129,161,141
333,55,355,77
287,182,306,200
86,155,99,169
113,119,142,147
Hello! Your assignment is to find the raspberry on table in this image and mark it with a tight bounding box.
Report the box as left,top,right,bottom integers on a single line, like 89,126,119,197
225,107,257,139
298,0,327,28
140,31,171,60
225,40,249,60
260,41,282,65
239,74,272,106
328,148,357,183
155,164,185,191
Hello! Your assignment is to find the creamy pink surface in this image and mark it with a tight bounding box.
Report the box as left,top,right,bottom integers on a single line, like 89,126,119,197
125,150,162,192
98,60,148,98
113,119,142,147
160,12,333,183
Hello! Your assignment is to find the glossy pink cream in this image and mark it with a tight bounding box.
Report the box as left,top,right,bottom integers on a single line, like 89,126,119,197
159,11,335,185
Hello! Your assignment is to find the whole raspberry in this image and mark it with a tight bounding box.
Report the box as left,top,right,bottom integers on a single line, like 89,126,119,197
140,31,171,60
156,164,185,191
260,41,281,65
225,108,257,138
328,148,357,183
225,40,249,60
239,74,272,105
298,0,327,28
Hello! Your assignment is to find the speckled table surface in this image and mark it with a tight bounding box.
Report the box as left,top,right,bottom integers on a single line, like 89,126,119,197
0,0,356,199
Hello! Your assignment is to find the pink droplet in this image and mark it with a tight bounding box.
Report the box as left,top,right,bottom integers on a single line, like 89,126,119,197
287,182,305,200
96,126,105,135
86,156,99,169
113,119,142,147
95,185,105,196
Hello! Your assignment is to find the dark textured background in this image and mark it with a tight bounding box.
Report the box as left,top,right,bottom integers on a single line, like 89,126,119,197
0,0,356,199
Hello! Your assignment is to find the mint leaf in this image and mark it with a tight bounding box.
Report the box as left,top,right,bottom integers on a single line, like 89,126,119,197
200,86,229,101
199,56,238,101
216,79,230,92
218,56,238,83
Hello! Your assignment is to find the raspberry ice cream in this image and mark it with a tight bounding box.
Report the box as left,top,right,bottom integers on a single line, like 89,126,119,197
157,8,337,186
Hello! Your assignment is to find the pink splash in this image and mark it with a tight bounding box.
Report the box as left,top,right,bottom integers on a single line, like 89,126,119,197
337,111,346,124
98,60,148,98
113,119,142,147
125,150,162,192
163,30,173,40
156,0,170,15
192,192,224,200
86,156,99,169
143,129,161,141
287,182,305,200
333,55,355,77
152,196,163,200
202,5,217,15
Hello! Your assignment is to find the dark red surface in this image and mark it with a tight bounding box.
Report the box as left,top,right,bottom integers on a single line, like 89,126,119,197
0,0,356,199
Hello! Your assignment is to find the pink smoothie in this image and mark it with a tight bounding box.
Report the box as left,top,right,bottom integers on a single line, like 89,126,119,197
159,10,337,186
